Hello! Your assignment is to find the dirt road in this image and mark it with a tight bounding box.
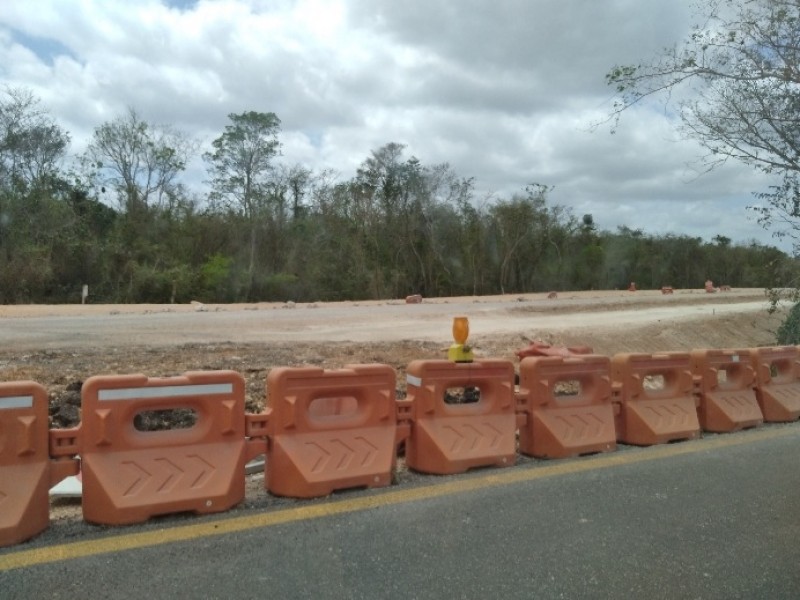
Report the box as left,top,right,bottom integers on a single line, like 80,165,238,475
0,288,776,349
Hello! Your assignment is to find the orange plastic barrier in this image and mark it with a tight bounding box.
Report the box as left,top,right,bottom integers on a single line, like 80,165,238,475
690,349,763,432
76,371,259,525
610,353,701,445
0,382,78,547
404,359,516,474
750,346,800,422
264,364,397,498
517,355,616,459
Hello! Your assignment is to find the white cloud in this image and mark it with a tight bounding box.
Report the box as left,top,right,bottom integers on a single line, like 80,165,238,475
0,0,790,251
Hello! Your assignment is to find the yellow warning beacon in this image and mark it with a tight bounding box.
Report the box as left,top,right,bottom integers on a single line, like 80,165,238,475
448,316,474,363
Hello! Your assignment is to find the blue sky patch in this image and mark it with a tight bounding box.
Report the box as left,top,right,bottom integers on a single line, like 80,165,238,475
11,28,76,66
164,0,199,10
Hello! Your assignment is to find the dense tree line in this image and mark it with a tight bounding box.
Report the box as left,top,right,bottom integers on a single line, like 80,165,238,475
0,88,796,305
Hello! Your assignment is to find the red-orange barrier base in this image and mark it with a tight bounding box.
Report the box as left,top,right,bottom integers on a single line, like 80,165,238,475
0,382,79,547
264,365,398,498
517,355,616,459
612,353,701,446
404,360,517,475
751,347,800,422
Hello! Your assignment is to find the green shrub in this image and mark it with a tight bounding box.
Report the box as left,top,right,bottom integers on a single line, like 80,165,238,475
776,301,800,345
199,254,234,301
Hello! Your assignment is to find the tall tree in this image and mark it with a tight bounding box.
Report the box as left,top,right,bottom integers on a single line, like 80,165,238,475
84,108,192,215
0,88,73,302
204,111,281,298
284,163,312,220
571,214,605,290
82,109,195,301
351,143,477,297
0,87,69,192
488,184,555,294
606,0,800,243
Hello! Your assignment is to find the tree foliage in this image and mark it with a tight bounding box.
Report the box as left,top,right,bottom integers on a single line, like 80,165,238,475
606,0,800,243
204,111,281,217
84,107,192,214
777,301,800,343
0,87,69,193
0,88,797,311
204,111,281,298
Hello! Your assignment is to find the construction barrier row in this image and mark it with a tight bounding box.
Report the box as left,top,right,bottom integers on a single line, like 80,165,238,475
2,346,800,548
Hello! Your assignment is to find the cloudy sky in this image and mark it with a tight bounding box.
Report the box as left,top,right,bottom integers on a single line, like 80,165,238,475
0,0,788,251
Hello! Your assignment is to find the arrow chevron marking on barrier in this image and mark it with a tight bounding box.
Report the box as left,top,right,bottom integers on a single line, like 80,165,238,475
332,440,351,470
549,409,613,445
644,404,677,428
481,423,503,448
443,425,465,453
443,423,504,454
306,442,331,473
555,416,575,441
462,424,484,451
590,413,609,437
555,415,580,441
661,405,678,428
187,455,215,489
305,437,378,473
673,403,694,426
333,438,378,469
123,456,213,495
154,458,184,493
585,414,603,439
771,387,800,411
721,395,744,408
330,439,355,470
354,437,378,467
122,461,151,497
575,414,591,439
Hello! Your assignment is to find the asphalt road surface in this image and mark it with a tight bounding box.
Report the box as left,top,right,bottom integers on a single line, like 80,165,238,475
2,424,799,599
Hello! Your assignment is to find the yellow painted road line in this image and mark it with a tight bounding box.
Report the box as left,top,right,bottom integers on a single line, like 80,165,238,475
1,426,798,572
